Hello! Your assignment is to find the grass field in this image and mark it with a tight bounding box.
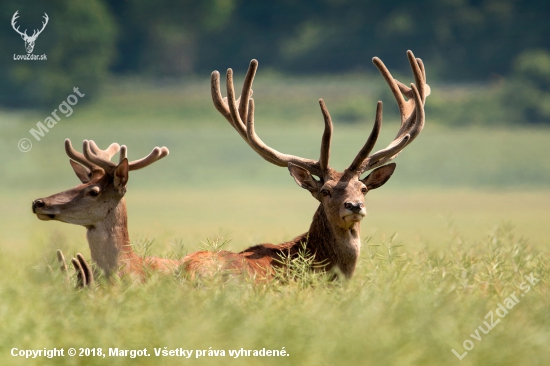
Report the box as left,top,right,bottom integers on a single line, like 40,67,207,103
1,77,549,365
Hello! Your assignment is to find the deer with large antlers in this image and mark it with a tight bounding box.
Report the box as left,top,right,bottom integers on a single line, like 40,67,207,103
181,50,429,280
11,11,49,54
32,140,175,280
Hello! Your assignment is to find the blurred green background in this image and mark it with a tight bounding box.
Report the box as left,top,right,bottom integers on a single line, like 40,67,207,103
1,2,550,365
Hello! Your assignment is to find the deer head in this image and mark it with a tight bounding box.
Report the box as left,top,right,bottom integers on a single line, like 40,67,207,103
11,11,49,54
32,139,169,226
211,51,429,232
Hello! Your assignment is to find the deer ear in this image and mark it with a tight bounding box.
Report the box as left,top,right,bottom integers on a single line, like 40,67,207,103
361,163,396,190
288,163,321,194
114,158,129,192
69,159,92,183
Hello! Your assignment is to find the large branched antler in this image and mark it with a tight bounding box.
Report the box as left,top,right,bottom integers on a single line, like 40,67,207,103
211,60,333,177
64,139,169,175
349,50,429,173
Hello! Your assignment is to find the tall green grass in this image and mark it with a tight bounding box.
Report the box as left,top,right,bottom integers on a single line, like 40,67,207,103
0,224,548,366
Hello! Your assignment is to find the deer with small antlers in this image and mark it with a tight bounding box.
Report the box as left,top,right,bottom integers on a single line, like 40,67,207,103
11,11,49,54
32,140,176,281
180,50,430,280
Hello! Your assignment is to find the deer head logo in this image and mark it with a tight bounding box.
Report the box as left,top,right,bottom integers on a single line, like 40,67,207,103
11,10,49,54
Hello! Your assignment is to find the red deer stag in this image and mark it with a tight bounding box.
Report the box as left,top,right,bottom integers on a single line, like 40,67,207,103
32,140,175,280
181,50,429,279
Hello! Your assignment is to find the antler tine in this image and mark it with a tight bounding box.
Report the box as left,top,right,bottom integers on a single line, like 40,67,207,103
372,56,411,123
407,50,425,102
65,139,98,171
83,140,117,172
238,59,258,127
119,145,127,163
246,99,323,176
128,147,169,171
87,140,120,160
226,68,249,136
87,140,101,155
348,101,383,172
105,143,121,160
318,99,333,172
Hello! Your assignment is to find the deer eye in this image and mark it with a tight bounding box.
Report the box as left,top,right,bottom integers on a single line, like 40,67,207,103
320,189,330,197
87,188,100,197
361,187,367,194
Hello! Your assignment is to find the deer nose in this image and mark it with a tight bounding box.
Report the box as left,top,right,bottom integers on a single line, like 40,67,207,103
32,199,45,213
344,202,363,213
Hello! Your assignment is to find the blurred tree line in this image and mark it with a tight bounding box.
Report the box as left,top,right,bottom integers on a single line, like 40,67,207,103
1,0,550,124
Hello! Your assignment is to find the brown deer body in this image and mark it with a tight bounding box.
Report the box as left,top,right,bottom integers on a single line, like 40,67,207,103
32,140,175,278
183,50,430,280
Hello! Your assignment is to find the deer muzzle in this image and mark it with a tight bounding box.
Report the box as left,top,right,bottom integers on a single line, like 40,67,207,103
32,199,59,220
342,202,366,223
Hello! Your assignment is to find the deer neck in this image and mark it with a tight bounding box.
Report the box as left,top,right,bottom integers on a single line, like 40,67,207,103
85,198,139,276
305,204,361,278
